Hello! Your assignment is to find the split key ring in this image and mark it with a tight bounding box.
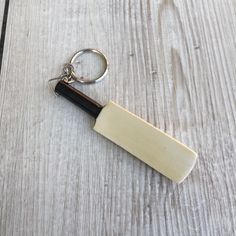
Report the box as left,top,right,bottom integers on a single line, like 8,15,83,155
70,48,108,84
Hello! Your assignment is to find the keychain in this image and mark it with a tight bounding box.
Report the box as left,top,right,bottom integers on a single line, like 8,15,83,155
49,48,197,183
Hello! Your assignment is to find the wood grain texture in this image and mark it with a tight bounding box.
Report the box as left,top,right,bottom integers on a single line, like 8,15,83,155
0,0,235,235
0,0,5,31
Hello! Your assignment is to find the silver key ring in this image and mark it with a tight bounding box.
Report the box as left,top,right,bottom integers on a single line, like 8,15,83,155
70,48,108,84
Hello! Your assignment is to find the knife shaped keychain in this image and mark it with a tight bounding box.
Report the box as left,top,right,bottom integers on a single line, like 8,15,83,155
49,48,197,183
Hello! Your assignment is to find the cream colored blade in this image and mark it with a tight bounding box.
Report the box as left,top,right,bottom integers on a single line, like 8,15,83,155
94,101,197,183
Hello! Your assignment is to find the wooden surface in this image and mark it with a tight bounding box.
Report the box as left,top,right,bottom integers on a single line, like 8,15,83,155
0,0,5,31
0,0,235,235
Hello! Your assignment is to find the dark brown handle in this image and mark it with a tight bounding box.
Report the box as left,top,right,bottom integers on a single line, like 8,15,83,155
55,80,103,118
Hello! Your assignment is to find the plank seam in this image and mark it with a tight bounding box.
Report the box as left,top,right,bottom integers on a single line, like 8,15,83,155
0,0,10,74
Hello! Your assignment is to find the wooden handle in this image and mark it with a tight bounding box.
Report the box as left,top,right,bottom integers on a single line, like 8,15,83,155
55,80,103,118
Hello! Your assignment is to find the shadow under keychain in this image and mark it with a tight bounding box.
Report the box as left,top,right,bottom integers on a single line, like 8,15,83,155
49,48,197,183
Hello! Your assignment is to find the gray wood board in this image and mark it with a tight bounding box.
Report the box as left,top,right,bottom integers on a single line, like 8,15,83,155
0,0,235,235
0,0,5,32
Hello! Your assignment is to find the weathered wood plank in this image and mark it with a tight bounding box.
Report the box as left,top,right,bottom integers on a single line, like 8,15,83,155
0,0,5,32
0,0,235,235
0,0,10,73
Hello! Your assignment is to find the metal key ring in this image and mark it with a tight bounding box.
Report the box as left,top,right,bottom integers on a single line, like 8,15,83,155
70,48,108,84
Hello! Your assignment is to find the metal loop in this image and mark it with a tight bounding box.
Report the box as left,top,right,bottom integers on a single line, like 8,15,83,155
48,64,75,96
70,48,108,84
62,63,75,84
63,63,74,77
